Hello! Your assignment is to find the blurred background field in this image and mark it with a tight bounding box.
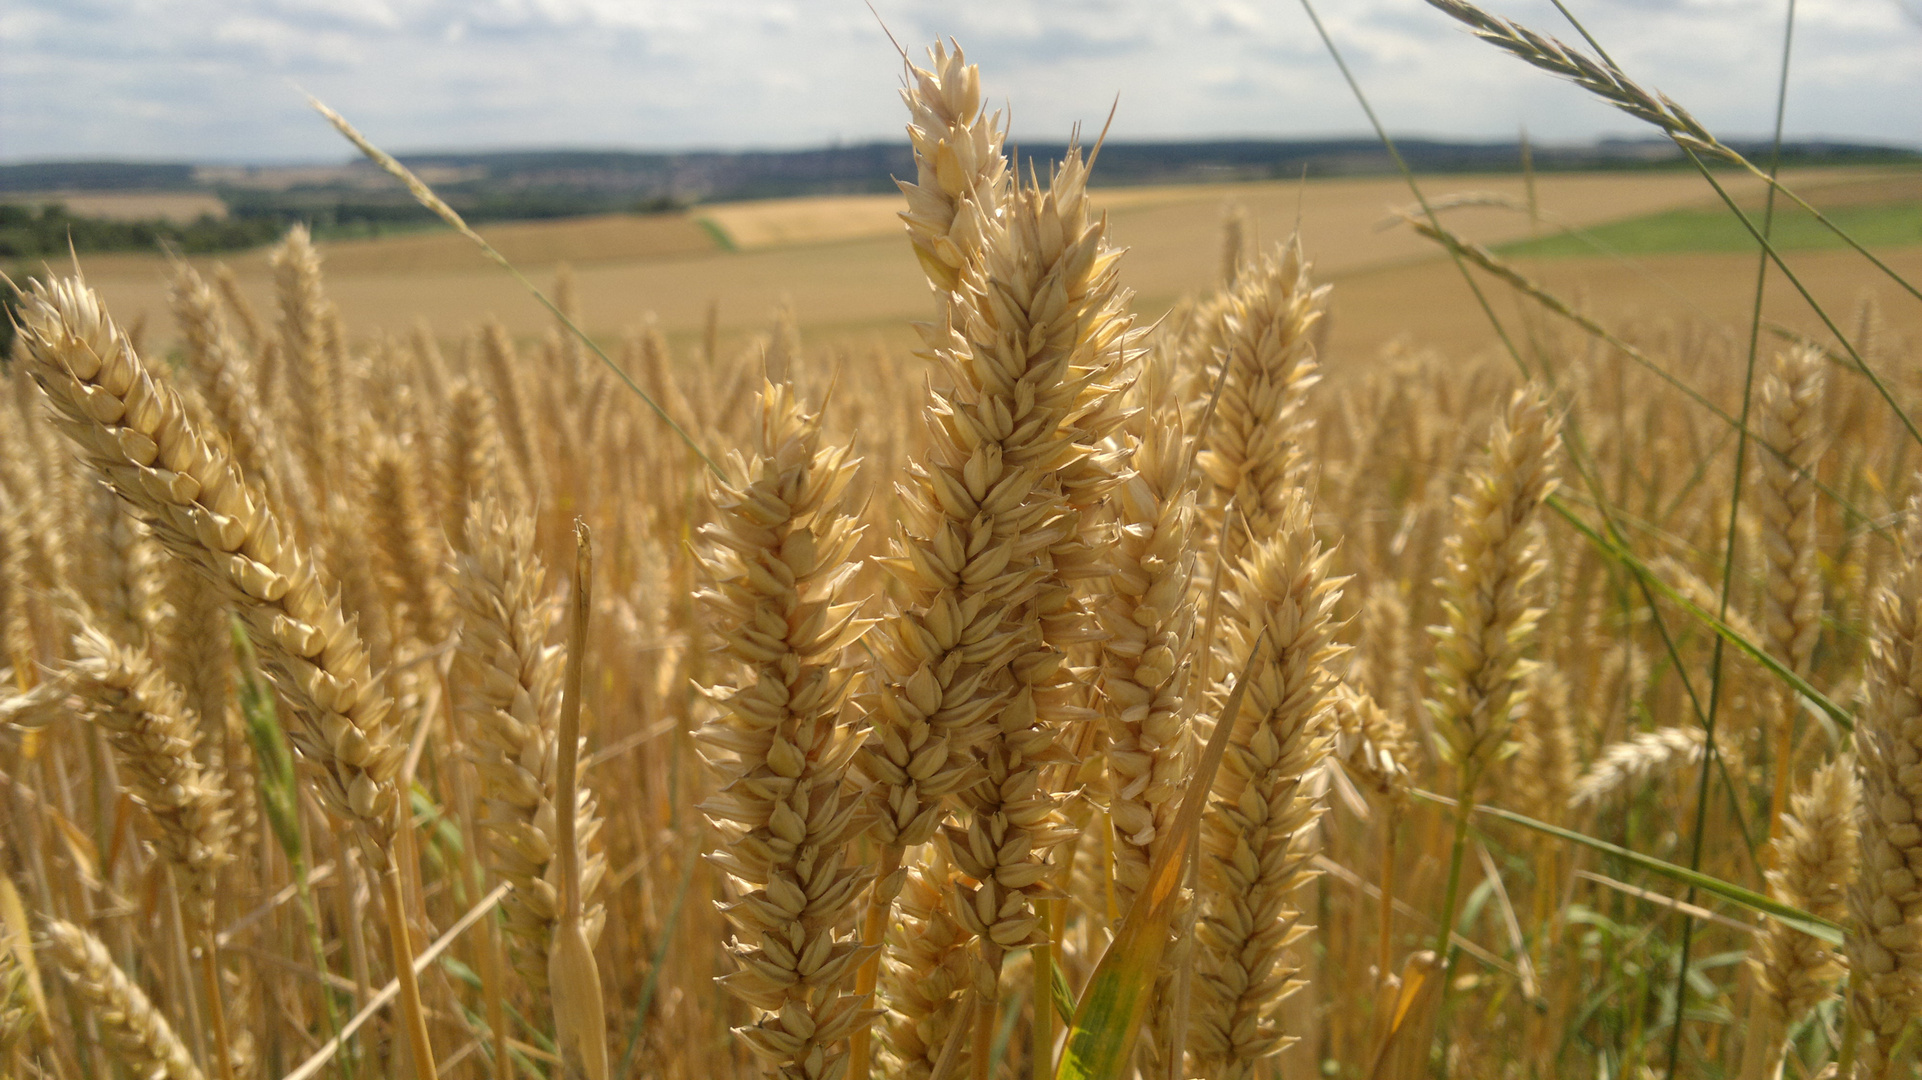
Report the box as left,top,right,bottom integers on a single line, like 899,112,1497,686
15,163,1916,379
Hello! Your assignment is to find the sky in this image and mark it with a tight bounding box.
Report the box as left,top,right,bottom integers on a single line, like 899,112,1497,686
2,0,1918,164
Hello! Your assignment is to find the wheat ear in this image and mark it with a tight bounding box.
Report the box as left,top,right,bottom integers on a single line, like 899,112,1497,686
1844,495,1922,1079
1422,0,1725,157
267,225,339,495
1197,239,1329,550
1427,388,1560,781
837,50,1017,1079
1219,203,1251,288
366,433,451,650
1741,757,1857,1080
169,263,282,500
14,277,406,836
1101,355,1202,914
1509,666,1576,826
1094,351,1205,1076
937,139,1141,1075
1425,386,1559,1033
452,494,606,996
897,41,1010,317
64,626,233,934
1757,346,1827,838
43,918,205,1080
1570,726,1706,809
13,276,436,1078
695,382,872,1080
879,852,977,1080
858,95,1129,1030
63,625,241,1080
1190,490,1344,1079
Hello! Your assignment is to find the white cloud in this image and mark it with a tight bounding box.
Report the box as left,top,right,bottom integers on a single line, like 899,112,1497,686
0,0,1913,162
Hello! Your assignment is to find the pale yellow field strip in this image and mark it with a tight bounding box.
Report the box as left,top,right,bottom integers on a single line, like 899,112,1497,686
6,190,229,221
697,194,903,249
695,167,1858,253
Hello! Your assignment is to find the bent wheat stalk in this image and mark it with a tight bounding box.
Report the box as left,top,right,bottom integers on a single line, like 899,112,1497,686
13,275,437,1080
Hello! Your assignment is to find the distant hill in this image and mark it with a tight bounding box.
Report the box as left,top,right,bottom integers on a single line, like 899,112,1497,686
0,161,199,192
4,137,1915,231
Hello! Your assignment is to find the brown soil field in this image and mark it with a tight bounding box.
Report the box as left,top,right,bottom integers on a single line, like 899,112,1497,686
6,190,229,221
74,168,1920,371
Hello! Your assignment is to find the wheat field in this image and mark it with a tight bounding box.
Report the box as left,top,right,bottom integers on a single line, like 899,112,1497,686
4,19,1922,1080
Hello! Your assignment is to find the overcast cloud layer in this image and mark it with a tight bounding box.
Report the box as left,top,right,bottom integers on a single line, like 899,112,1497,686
2,0,1918,163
